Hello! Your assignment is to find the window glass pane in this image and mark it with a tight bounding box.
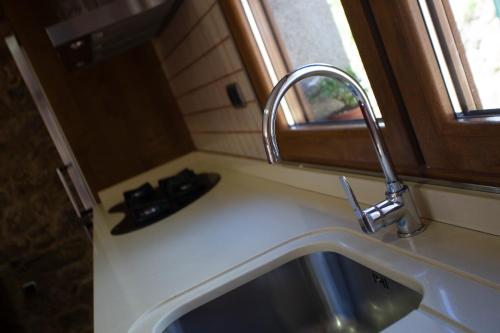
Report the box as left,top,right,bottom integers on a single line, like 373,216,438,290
420,0,500,114
260,0,381,124
447,0,500,111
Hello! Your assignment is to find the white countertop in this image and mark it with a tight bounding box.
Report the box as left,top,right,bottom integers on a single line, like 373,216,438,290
94,153,500,333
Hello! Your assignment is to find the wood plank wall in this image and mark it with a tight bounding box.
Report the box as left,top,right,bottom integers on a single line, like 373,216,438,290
153,0,266,160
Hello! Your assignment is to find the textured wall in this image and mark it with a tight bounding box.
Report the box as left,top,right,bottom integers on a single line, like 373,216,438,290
266,0,349,69
0,36,92,332
154,0,266,160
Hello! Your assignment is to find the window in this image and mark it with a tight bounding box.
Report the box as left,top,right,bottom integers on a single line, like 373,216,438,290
221,0,500,186
242,0,381,125
368,0,500,186
420,0,500,116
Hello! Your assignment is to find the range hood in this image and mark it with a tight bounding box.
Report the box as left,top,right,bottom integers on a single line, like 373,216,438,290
46,0,181,69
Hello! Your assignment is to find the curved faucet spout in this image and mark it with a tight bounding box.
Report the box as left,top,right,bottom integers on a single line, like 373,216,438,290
263,64,399,188
262,64,426,237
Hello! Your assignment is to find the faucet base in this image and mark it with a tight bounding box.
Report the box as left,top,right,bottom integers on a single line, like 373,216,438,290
397,222,428,238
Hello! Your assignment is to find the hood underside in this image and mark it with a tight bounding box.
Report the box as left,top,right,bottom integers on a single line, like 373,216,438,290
46,0,181,69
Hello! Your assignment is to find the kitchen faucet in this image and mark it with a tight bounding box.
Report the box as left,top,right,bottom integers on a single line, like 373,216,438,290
262,64,426,237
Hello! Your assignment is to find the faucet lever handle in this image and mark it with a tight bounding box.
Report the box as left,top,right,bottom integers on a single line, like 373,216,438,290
339,176,369,232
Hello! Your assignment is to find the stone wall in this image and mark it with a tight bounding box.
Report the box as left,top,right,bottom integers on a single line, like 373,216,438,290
0,30,93,332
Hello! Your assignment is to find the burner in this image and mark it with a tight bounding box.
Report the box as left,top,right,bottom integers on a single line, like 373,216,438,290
109,169,220,235
159,169,204,206
124,182,155,207
108,182,158,213
131,198,174,225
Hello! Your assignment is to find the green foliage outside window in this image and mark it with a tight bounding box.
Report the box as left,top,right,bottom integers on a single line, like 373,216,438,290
304,67,360,110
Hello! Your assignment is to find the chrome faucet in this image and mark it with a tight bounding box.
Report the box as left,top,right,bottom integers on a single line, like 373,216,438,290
262,64,426,238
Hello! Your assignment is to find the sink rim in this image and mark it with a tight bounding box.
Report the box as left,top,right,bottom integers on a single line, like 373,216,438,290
127,227,499,333
130,228,426,333
162,250,424,333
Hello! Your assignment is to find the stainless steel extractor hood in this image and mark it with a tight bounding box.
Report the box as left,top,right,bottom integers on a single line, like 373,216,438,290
46,0,181,69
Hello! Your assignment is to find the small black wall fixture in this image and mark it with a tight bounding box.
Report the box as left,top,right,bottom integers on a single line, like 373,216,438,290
226,82,247,108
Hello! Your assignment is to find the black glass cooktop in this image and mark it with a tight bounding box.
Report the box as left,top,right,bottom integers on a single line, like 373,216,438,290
109,169,220,235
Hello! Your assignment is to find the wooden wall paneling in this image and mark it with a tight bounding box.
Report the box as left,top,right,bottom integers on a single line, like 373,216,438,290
3,0,194,195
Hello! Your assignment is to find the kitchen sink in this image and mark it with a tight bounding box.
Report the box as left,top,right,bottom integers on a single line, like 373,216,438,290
164,252,422,333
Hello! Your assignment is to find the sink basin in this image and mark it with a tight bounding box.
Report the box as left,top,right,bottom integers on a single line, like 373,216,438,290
164,252,422,333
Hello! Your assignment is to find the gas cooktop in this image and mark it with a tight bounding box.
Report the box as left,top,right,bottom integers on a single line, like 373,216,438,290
108,169,220,235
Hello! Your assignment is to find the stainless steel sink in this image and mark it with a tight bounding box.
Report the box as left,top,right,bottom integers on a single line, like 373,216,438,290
164,252,422,333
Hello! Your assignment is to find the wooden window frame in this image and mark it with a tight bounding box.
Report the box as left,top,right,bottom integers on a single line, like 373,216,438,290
221,0,424,176
425,0,483,112
221,0,500,186
369,0,500,186
245,0,307,124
